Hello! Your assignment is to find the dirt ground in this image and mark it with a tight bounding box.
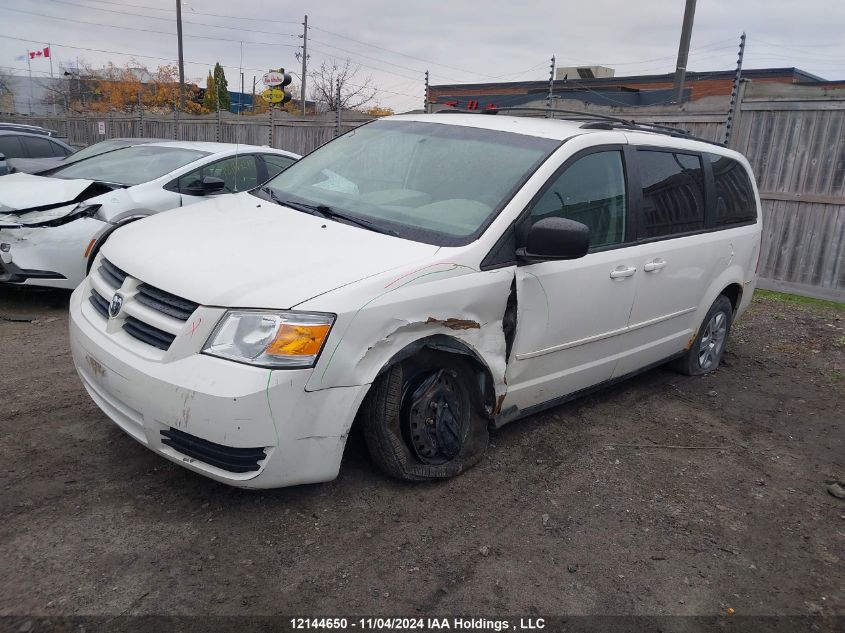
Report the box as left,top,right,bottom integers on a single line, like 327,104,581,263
0,286,843,621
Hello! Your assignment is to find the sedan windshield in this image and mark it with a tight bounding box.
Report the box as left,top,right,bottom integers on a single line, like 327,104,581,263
50,145,209,186
257,120,559,245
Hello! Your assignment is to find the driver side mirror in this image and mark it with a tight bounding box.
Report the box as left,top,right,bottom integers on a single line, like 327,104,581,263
184,175,226,196
516,217,590,262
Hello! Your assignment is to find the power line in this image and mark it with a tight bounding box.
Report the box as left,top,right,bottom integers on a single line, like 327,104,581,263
0,32,270,76
0,6,299,47
308,39,464,82
61,0,302,24
309,25,499,80
307,47,421,82
41,0,299,40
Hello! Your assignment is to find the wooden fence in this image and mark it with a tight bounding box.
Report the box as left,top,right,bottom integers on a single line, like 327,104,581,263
522,85,845,301
6,85,845,300
7,111,371,157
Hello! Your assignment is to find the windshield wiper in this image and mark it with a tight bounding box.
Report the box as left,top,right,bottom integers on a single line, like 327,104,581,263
258,185,286,205
281,199,399,237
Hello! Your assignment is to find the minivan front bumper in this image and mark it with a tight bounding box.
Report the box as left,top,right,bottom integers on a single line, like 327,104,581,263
68,282,367,488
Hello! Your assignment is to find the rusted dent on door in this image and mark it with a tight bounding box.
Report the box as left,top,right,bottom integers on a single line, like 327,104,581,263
684,327,699,351
493,392,507,416
424,316,481,330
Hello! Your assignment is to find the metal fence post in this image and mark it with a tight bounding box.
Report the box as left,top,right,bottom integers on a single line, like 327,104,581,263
269,108,275,147
137,90,144,138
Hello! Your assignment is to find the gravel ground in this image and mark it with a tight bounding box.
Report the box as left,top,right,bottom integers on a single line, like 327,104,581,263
0,286,843,621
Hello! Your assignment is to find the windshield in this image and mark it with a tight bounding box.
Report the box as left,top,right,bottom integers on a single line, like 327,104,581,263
50,145,209,186
60,139,139,165
257,120,559,245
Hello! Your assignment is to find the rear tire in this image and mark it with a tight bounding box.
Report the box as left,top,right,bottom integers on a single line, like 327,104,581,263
672,295,733,376
361,352,488,481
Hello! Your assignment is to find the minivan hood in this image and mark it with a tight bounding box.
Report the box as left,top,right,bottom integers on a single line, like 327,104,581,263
102,192,441,308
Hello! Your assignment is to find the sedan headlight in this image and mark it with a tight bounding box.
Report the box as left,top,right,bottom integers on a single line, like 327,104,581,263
203,310,335,369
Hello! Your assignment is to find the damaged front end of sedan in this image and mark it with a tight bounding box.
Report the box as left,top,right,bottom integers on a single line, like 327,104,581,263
0,174,119,285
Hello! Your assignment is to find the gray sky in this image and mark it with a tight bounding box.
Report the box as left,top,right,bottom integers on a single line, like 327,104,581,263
1,0,843,112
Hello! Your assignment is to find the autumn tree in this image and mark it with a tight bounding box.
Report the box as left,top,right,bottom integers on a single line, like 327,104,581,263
73,60,204,113
203,71,217,110
365,105,394,117
309,58,376,112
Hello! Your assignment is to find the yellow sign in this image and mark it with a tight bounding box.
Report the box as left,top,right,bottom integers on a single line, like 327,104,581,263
261,87,288,104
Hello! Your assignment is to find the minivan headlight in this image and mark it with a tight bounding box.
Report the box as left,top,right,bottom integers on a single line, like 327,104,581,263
203,310,334,368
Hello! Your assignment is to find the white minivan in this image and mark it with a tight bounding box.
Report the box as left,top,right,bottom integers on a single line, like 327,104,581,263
68,113,762,488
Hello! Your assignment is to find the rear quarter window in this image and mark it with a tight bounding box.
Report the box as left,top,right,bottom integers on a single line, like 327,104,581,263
708,153,757,225
20,135,59,158
0,135,24,158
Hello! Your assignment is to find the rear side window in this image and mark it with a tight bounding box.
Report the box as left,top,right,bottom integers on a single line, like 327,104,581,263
708,153,757,225
21,135,59,158
0,136,24,158
529,150,627,249
638,150,705,238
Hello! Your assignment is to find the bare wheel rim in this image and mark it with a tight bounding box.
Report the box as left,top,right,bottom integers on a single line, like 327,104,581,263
698,311,728,370
400,369,467,465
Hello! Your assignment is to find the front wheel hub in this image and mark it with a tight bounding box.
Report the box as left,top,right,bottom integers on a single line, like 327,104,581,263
402,369,466,465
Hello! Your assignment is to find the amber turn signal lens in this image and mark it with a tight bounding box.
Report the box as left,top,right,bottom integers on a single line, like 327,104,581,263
265,323,331,356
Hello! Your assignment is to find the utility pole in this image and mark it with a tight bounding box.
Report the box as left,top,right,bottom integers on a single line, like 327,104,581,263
300,15,308,116
424,70,429,113
26,53,33,115
546,55,555,117
672,0,697,104
724,32,746,146
176,0,186,110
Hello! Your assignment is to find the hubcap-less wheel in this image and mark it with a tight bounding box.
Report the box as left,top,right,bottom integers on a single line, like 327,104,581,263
401,369,467,465
698,311,728,370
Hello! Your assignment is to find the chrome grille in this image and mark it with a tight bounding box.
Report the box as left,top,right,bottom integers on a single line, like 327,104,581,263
122,316,176,351
135,283,198,322
99,258,128,289
88,258,198,353
89,289,109,319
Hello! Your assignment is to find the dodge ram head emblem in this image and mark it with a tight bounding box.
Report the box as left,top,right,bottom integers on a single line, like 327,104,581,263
109,293,124,318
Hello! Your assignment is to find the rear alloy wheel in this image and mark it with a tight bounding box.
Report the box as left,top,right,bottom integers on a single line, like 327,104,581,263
672,295,734,376
361,353,488,481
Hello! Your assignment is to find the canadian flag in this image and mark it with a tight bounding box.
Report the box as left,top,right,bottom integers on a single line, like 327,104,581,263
29,47,50,59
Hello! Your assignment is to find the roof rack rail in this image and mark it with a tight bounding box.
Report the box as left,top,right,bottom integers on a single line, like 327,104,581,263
434,106,723,146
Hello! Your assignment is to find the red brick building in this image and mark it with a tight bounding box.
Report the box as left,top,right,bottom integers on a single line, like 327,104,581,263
430,67,829,110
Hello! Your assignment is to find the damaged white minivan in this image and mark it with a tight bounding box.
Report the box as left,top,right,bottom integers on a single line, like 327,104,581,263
68,112,762,488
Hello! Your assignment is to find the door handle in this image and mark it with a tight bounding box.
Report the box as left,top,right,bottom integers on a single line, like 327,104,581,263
644,258,667,272
609,265,637,279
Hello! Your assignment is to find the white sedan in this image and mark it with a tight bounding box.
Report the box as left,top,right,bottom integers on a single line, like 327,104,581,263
0,141,299,289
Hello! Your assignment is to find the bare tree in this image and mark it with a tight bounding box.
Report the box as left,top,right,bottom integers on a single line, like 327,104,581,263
309,58,377,112
0,69,14,113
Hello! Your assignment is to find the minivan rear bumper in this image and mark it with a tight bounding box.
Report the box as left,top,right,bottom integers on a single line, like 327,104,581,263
69,283,367,488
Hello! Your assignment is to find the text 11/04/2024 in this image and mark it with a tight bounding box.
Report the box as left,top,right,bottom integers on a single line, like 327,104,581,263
290,617,546,631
